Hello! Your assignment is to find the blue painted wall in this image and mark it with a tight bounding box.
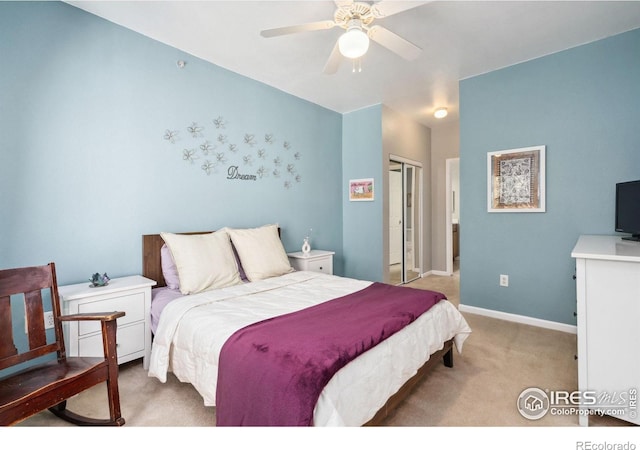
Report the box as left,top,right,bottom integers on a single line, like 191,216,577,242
459,28,640,325
342,105,384,281
0,1,344,286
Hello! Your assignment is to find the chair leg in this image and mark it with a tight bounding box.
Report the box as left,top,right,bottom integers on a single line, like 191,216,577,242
105,373,124,425
103,319,124,425
48,400,68,417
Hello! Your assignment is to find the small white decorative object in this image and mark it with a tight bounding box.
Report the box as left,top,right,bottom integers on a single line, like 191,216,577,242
302,237,311,255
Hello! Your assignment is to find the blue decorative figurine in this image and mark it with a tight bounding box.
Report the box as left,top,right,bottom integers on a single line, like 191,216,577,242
89,272,110,287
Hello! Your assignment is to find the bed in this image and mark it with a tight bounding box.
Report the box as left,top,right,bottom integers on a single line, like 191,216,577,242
143,225,471,426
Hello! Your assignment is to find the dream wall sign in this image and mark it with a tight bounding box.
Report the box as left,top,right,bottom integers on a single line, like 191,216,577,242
163,116,302,190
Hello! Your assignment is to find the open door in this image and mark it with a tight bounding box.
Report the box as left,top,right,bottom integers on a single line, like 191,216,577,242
403,163,420,283
446,158,460,275
389,165,403,265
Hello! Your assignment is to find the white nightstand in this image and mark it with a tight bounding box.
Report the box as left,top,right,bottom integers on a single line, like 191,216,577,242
287,250,335,275
59,275,156,370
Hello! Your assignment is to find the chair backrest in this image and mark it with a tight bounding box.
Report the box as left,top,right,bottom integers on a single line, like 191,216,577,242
0,263,65,372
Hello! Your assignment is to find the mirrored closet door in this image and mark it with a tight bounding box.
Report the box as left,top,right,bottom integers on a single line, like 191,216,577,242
388,157,422,285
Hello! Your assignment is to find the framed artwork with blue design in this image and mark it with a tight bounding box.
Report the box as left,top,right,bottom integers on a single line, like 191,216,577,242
487,145,545,213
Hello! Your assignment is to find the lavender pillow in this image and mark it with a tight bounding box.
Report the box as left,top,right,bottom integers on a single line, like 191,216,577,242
231,242,248,282
160,244,180,290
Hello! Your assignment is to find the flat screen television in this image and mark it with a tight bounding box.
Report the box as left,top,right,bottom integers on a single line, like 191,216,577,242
615,179,640,242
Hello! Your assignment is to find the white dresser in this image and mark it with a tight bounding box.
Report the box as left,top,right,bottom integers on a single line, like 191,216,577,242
287,250,335,275
571,235,640,425
59,275,156,370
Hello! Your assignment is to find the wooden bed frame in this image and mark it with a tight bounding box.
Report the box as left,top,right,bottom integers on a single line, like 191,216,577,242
142,231,454,426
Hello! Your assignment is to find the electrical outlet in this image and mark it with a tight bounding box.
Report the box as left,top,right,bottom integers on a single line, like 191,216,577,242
500,274,509,287
44,311,55,329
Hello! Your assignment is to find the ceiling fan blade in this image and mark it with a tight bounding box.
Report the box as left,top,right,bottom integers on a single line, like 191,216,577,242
260,20,337,38
368,25,421,60
334,0,353,7
323,41,343,75
370,0,430,18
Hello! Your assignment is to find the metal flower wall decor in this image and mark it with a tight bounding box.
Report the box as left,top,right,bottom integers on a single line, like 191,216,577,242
163,115,302,190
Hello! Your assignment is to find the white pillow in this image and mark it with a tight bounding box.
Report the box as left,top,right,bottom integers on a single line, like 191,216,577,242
226,224,294,282
160,231,242,295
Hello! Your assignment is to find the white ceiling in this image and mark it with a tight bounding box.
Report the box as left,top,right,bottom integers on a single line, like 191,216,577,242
66,1,640,128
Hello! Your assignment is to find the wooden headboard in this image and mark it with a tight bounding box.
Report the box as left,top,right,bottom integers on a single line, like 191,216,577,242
142,227,282,288
142,231,212,288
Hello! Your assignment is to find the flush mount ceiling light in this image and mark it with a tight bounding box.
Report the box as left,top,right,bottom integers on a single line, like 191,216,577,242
434,107,448,119
338,20,370,59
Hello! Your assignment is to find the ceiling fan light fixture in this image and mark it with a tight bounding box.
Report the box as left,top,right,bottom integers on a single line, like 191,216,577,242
434,107,448,119
338,22,370,59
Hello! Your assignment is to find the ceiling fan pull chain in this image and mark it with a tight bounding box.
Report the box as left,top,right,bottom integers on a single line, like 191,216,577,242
352,58,362,73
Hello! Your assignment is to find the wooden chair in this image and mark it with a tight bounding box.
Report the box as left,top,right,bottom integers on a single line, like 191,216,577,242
0,262,126,426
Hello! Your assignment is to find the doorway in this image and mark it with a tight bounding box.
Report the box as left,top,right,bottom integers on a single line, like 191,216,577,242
445,158,460,275
388,156,422,285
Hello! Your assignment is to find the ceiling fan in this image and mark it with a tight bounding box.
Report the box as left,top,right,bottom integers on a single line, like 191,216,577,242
260,0,426,74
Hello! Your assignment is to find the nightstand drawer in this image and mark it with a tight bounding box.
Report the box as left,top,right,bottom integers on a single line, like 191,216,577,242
307,258,333,275
287,250,335,275
78,323,145,360
77,291,145,336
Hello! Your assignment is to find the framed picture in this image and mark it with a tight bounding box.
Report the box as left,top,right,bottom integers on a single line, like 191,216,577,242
349,178,374,201
487,145,546,212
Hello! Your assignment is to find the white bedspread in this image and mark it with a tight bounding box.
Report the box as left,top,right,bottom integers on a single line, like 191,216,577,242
148,271,471,426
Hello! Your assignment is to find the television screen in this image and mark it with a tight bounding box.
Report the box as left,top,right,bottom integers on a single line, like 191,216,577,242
615,180,640,241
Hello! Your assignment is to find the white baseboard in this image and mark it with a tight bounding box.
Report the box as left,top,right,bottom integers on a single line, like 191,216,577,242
458,304,577,335
421,270,451,277
430,270,451,277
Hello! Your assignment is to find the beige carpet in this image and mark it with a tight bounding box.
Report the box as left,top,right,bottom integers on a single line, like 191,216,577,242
17,267,630,430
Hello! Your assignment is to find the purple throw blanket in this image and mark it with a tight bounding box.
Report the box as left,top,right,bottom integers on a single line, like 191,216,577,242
215,282,445,426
